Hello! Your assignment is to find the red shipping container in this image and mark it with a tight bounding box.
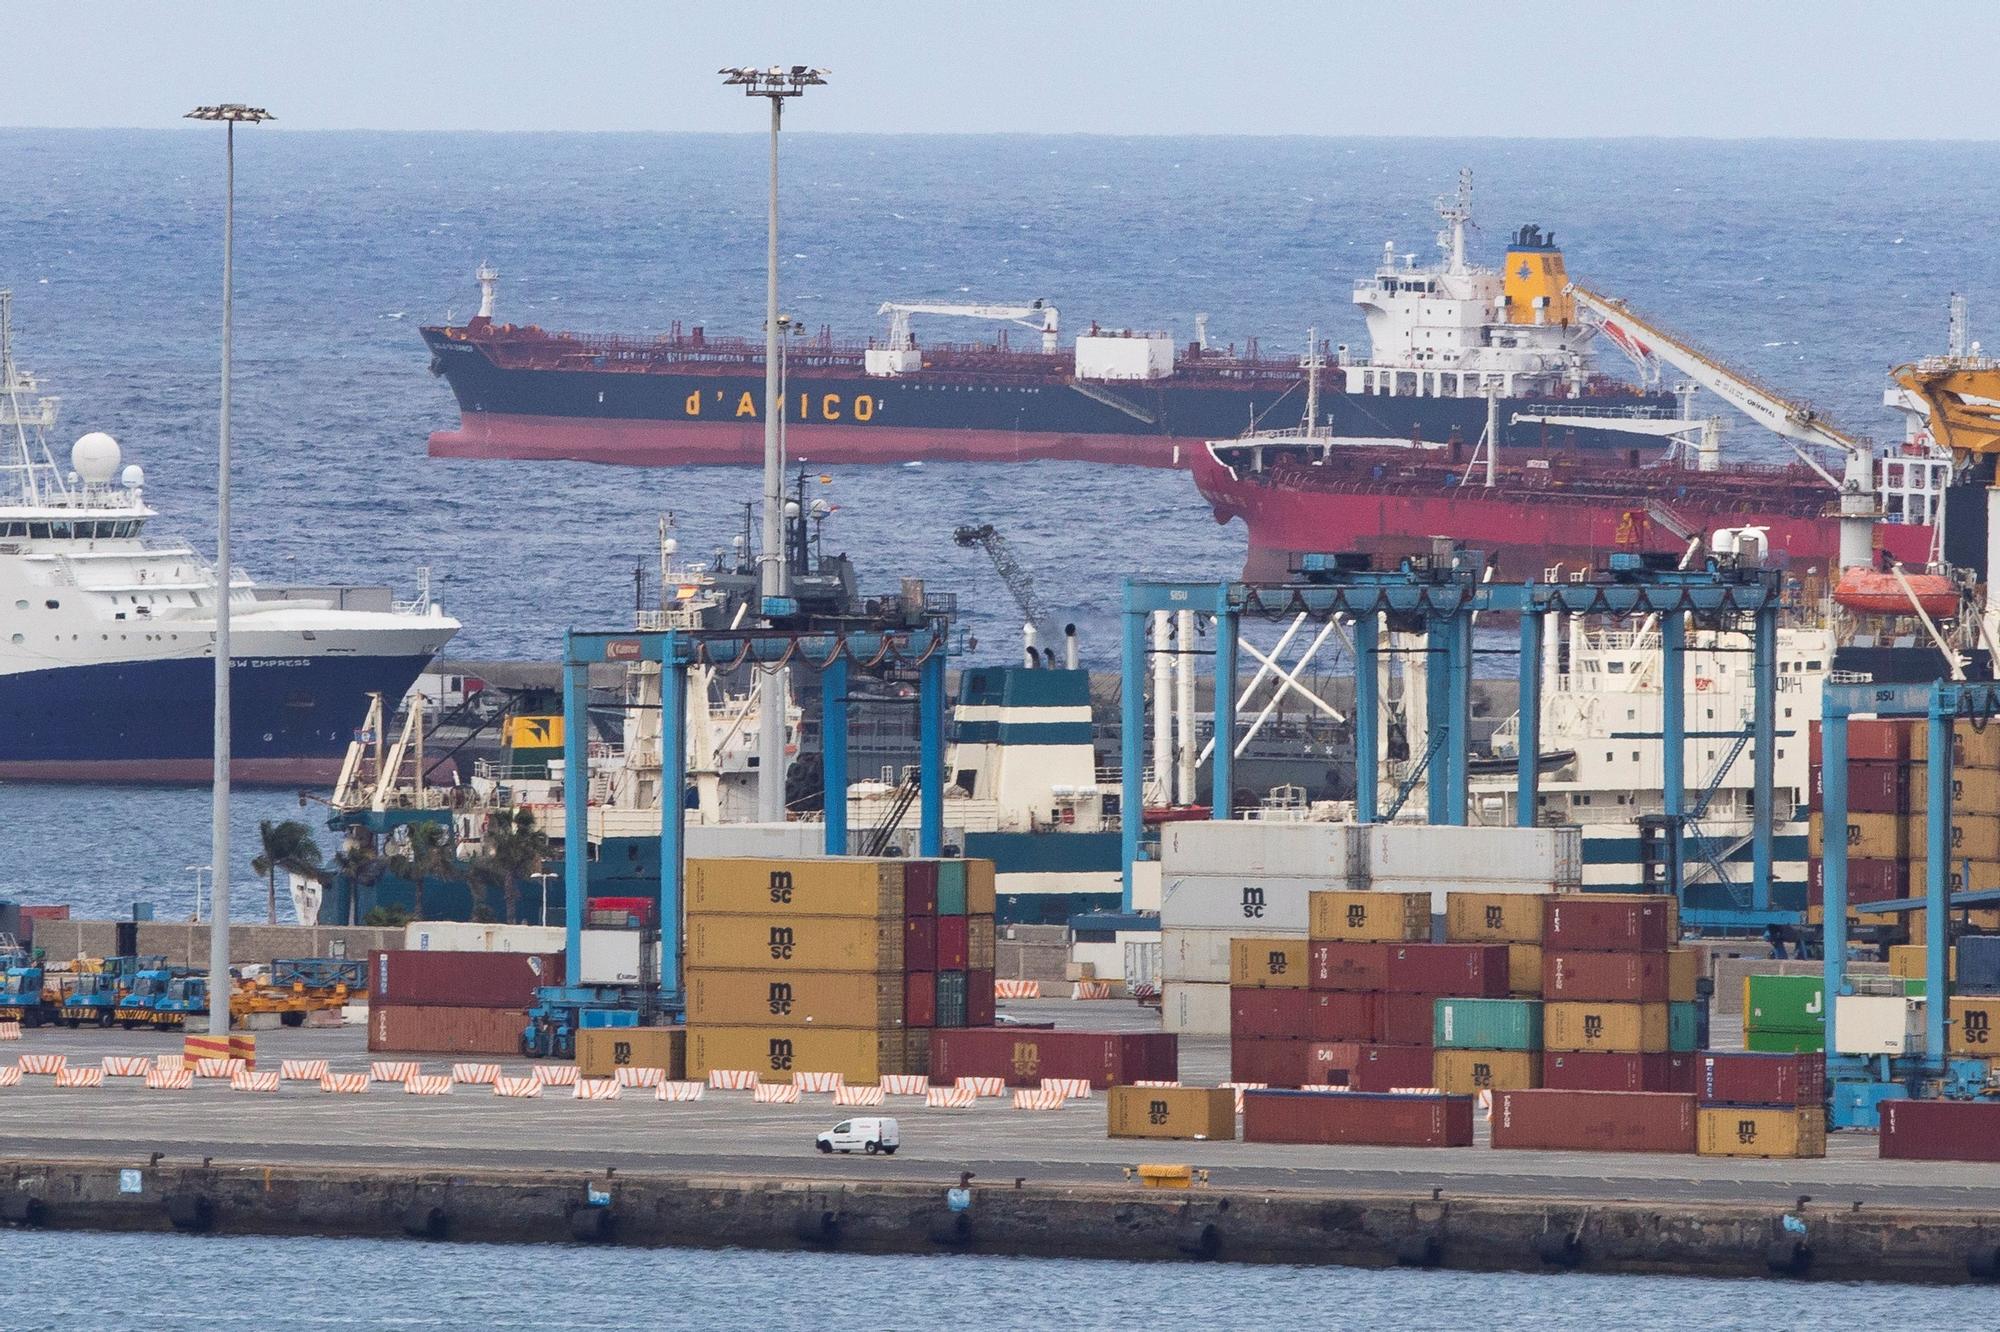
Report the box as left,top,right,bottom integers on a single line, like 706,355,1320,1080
1809,717,1912,767
367,1004,524,1055
1380,993,1437,1046
1492,1089,1698,1153
1232,1037,1311,1086
1303,1040,1364,1086
1230,986,1310,1039
1879,1099,2000,1162
367,950,562,1009
930,1028,1177,1089
1543,950,1670,1003
935,915,970,971
1307,991,1382,1042
18,905,69,945
1806,857,1908,907
1542,898,1673,952
1542,1051,1693,1094
966,969,995,1027
1349,1043,1437,1092
1243,1090,1474,1147
1698,1052,1825,1108
1808,759,1907,813
903,972,937,1028
1384,943,1508,997
903,860,939,916
1308,942,1391,991
903,916,937,972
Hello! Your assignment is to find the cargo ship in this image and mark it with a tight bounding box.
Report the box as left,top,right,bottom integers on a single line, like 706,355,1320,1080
421,177,1669,469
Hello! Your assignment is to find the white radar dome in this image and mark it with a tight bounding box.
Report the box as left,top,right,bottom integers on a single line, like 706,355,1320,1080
121,463,145,489
70,432,122,485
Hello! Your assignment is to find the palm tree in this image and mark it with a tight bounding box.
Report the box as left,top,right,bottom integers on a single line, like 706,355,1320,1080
387,820,456,921
482,808,554,923
250,820,324,926
332,837,387,926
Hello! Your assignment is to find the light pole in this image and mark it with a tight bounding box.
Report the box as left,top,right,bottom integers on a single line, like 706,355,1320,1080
185,866,211,923
720,65,826,823
531,871,558,927
186,102,273,1032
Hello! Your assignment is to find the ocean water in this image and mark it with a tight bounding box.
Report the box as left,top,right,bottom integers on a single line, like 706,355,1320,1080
3,1230,1992,1328
5,130,2000,912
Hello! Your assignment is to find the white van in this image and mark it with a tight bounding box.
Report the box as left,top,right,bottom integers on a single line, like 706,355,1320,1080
816,1116,900,1155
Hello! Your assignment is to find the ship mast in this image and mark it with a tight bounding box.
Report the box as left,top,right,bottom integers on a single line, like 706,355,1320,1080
1301,326,1324,438
0,291,60,507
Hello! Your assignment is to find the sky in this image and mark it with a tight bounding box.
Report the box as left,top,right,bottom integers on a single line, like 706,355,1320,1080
3,1,1999,139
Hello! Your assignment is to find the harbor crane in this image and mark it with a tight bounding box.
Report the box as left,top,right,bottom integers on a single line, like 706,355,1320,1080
879,301,1060,354
952,522,1070,667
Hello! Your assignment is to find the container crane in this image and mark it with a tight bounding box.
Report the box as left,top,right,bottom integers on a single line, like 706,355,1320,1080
878,301,1059,354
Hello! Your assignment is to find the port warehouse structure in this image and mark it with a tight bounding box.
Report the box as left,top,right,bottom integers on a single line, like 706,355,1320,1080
1116,548,1789,932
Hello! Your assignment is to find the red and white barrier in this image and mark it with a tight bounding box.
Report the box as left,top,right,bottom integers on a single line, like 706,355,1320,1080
451,1063,501,1086
925,1086,977,1109
656,1081,706,1103
994,980,1041,1000
573,1078,621,1101
102,1056,151,1078
1011,1088,1065,1110
708,1069,759,1091
533,1064,579,1087
370,1061,422,1085
144,1068,193,1091
280,1059,329,1082
833,1084,885,1107
493,1077,543,1099
319,1074,370,1095
1131,1080,1181,1089
231,1070,281,1093
1071,981,1114,1000
955,1076,1005,1098
613,1066,666,1089
751,1082,800,1104
154,1053,186,1073
793,1071,844,1093
56,1066,104,1089
1220,1081,1268,1113
879,1075,929,1096
404,1075,454,1096
194,1058,243,1080
1300,1085,1350,1094
1040,1077,1093,1100
0,1067,21,1088
19,1053,65,1076
1389,1087,1443,1096
0,1021,21,1041
1476,1089,1494,1120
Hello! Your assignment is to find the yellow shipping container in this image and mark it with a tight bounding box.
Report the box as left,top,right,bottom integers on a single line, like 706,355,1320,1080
1888,944,1956,981
686,915,903,973
1807,812,1906,861
1107,1086,1238,1141
1697,1107,1825,1159
1229,937,1310,988
1432,1049,1539,1094
1308,890,1429,942
1667,949,1699,1004
966,859,997,916
686,857,903,919
1508,944,1544,996
686,1026,905,1084
575,1027,686,1079
685,969,903,1028
1908,813,2000,864
1910,767,2000,816
1949,997,2000,1056
1445,892,1546,944
968,916,997,971
1543,1001,1670,1054
1913,718,2000,770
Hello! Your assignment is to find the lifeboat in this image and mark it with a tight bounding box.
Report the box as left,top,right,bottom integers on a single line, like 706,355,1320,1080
1832,567,1960,618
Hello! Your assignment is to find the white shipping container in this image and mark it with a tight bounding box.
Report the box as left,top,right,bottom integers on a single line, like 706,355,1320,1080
578,930,644,985
1162,925,1308,983
1161,820,1363,881
487,925,566,954
1366,824,1582,886
404,921,493,952
1125,939,1163,991
1072,938,1128,982
1372,877,1566,915
1834,994,1926,1056
1161,981,1233,1035
1161,874,1325,932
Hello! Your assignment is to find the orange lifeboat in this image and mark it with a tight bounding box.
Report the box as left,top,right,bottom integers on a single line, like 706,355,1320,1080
1832,567,1960,618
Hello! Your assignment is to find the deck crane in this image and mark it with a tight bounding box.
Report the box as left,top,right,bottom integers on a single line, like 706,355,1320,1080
952,522,1071,667
878,301,1060,354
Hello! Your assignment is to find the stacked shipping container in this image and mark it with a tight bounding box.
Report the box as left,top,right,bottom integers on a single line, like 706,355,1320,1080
1694,1051,1827,1159
1539,894,1704,1092
365,949,564,1055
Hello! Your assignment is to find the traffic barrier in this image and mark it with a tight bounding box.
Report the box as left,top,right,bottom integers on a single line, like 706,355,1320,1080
55,1066,103,1089
0,1067,20,1087
185,1033,255,1069
451,1063,501,1086
493,1077,543,1099
1038,1077,1095,1100
404,1076,454,1096
1220,1081,1268,1113
194,1058,243,1080
279,1059,329,1082
1299,1085,1351,1094
751,1082,801,1104
19,1054,65,1076
614,1066,666,1089
1390,1087,1444,1096
319,1074,370,1095
657,1081,707,1103
1132,1080,1182,1088
834,1084,886,1107
955,1076,1006,1098
1011,1089,1066,1110
1072,981,1114,1000
0,1021,20,1041
794,1071,845,1093
533,1064,579,1087
926,1086,977,1109
230,1071,281,1093
708,1069,759,1091
879,1075,929,1096
102,1056,151,1078
1477,1089,1494,1121
573,1078,622,1101
995,980,1041,1000
154,1054,186,1073
144,1068,193,1091
370,1061,423,1084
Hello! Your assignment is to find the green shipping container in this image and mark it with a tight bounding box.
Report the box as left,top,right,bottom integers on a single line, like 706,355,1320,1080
937,859,968,916
1744,975,1825,1033
1903,978,1927,998
1746,1027,1825,1054
1433,997,1542,1052
1668,1001,1700,1052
